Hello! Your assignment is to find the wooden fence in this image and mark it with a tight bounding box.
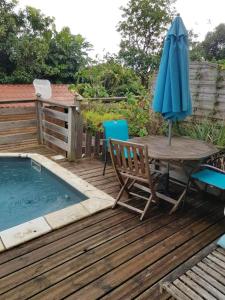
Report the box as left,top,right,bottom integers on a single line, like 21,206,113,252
36,98,106,161
0,98,113,161
0,99,37,146
152,61,225,121
189,61,225,120
36,99,78,161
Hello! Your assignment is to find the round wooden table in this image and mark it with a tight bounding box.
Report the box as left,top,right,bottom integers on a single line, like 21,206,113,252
129,136,218,214
130,136,218,161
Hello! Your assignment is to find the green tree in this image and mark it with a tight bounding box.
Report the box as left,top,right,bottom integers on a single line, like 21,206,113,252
117,0,176,86
7,9,54,82
72,59,146,97
188,30,204,61
0,0,23,78
0,0,91,83
45,27,91,83
201,24,225,61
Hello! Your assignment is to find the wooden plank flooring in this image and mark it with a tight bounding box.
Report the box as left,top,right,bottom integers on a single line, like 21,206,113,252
160,246,225,299
0,143,225,299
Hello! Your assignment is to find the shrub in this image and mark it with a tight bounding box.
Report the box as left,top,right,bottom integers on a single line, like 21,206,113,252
70,61,146,97
82,94,225,148
82,111,123,133
173,118,225,148
82,95,152,137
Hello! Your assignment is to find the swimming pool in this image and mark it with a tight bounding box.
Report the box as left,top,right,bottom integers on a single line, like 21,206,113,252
0,153,114,250
0,157,87,231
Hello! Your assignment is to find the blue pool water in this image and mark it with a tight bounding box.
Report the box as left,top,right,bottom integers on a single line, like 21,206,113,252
0,157,87,231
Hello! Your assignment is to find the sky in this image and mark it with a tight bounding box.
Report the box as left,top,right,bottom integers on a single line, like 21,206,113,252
19,0,225,58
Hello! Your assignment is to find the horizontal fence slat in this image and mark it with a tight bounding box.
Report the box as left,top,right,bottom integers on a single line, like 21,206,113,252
37,99,76,108
42,120,68,137
0,107,36,116
190,78,216,83
0,99,35,105
189,61,218,68
43,132,68,151
82,96,140,102
0,119,37,132
41,107,68,122
0,132,37,145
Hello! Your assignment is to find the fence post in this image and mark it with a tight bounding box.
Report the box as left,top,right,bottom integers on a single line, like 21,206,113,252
72,94,83,159
35,98,43,144
67,106,76,161
74,103,83,159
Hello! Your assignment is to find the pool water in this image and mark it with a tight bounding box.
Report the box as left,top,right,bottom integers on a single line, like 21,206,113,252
0,157,87,231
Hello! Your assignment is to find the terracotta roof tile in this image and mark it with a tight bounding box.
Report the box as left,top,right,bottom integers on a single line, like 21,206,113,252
0,84,75,107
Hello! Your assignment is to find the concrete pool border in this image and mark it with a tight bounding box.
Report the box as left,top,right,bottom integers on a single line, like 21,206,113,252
0,153,115,250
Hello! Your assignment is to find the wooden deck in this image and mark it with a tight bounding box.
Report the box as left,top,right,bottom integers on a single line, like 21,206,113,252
161,245,225,299
0,142,225,299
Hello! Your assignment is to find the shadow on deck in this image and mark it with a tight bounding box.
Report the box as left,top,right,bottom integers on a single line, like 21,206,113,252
0,142,224,299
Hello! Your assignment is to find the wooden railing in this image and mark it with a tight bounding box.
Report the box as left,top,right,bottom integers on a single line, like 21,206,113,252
37,96,131,160
0,96,129,161
36,98,83,161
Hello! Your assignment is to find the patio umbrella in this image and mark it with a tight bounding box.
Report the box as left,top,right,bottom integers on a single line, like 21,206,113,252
152,14,192,145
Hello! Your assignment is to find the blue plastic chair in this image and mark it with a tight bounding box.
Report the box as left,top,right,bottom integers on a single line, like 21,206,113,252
102,120,129,175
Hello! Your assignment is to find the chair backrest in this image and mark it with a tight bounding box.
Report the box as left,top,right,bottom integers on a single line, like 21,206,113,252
208,151,225,171
109,139,155,193
103,120,129,142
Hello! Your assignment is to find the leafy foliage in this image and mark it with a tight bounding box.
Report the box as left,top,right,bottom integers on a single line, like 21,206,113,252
117,0,176,85
82,111,123,133
172,118,225,148
190,24,225,62
189,30,205,61
82,95,152,137
0,0,91,83
71,60,146,97
201,24,225,61
45,28,91,83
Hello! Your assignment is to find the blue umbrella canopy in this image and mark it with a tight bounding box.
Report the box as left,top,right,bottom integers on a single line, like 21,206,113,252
152,15,192,121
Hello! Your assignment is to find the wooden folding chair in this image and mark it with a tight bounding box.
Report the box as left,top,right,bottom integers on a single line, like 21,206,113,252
109,139,157,220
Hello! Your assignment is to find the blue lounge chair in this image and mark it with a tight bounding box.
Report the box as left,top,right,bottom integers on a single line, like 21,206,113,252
188,151,225,196
102,120,129,175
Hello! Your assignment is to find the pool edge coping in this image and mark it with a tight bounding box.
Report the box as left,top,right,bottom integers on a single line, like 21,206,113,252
0,153,115,250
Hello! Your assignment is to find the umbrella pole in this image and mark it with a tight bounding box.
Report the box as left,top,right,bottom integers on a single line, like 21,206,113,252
168,120,172,146
166,120,173,192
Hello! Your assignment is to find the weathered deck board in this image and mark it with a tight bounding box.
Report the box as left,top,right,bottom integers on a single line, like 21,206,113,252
0,143,224,300
159,247,225,300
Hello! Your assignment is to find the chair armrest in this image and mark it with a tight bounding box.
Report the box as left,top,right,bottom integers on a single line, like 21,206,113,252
201,164,225,175
192,164,225,175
